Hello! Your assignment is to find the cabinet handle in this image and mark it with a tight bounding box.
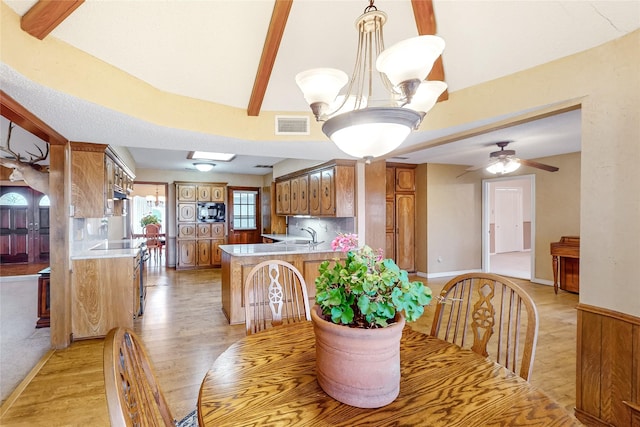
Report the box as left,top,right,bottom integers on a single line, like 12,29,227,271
324,187,329,197
293,193,296,200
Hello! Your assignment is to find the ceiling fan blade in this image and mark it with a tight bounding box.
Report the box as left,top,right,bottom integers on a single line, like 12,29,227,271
519,159,559,172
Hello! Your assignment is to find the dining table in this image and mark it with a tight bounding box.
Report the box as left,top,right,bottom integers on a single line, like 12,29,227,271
198,321,580,426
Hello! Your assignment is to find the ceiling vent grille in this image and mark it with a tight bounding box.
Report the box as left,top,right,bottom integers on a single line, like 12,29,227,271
254,165,274,168
275,116,309,135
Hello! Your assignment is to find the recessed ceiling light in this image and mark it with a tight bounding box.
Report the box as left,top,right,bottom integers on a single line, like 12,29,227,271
188,151,236,162
193,163,214,172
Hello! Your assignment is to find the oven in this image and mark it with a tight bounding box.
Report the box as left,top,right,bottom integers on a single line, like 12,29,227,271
138,243,150,316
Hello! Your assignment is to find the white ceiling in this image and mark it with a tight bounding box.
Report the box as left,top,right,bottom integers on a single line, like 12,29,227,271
1,0,639,175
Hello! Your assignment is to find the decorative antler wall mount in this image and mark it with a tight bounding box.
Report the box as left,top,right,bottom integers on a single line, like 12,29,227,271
0,121,50,194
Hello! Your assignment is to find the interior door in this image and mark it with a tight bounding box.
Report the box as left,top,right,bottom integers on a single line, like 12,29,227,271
227,187,261,244
0,186,49,264
495,188,523,253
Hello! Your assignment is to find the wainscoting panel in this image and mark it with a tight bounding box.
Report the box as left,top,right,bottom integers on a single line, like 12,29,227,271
576,304,640,426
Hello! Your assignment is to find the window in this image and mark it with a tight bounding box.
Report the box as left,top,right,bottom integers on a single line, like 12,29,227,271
233,190,257,230
39,195,51,206
0,192,28,206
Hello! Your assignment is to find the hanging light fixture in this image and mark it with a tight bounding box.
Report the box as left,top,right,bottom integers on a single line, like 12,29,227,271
295,1,447,162
194,163,215,172
146,186,165,208
486,158,521,174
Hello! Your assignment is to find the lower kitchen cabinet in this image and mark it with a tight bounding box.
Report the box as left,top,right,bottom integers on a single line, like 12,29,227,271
71,254,139,339
177,240,197,268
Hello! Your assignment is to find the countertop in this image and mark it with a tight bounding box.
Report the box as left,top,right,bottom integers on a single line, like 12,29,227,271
220,242,335,256
71,238,146,260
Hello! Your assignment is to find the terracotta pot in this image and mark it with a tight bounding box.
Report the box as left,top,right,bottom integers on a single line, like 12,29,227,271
311,304,405,408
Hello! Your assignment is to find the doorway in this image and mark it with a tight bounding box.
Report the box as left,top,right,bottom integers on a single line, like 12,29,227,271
227,187,261,244
483,176,534,280
0,186,49,265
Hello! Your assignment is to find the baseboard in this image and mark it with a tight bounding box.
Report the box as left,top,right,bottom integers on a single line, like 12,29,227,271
0,349,55,417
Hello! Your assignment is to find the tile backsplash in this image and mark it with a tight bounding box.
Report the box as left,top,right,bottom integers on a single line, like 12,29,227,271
286,217,355,246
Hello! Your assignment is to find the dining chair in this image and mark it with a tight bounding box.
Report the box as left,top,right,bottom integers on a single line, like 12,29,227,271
103,327,175,427
244,260,311,335
430,273,539,381
144,223,163,261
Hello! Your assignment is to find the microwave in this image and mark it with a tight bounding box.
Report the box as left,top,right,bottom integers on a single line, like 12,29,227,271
198,202,225,222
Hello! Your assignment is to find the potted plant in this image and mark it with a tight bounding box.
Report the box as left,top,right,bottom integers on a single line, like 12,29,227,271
312,233,432,408
140,213,160,228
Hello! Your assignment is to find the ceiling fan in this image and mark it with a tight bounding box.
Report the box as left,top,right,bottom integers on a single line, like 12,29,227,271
459,141,559,177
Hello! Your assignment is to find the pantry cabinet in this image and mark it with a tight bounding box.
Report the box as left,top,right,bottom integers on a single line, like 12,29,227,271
175,181,227,270
386,164,416,272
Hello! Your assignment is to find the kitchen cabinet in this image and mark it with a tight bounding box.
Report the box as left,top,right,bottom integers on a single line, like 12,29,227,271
177,184,197,201
290,175,308,215
177,240,197,268
71,253,140,339
276,160,355,217
197,185,212,201
177,203,197,222
212,186,225,202
386,164,416,272
70,142,135,218
276,180,290,215
176,181,227,269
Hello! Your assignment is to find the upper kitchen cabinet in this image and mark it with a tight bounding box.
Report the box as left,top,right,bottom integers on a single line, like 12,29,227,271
276,160,355,217
70,143,135,218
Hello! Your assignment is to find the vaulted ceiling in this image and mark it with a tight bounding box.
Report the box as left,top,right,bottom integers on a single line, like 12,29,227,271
1,1,638,175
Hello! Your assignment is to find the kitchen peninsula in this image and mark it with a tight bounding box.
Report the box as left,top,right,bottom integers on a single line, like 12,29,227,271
220,243,345,324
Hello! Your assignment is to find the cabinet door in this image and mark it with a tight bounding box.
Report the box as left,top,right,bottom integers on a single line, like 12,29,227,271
309,172,321,216
212,238,224,265
320,168,335,215
197,240,212,266
177,240,197,267
211,222,225,238
178,203,197,222
385,200,395,232
211,186,225,202
71,150,107,218
276,180,291,215
298,175,309,214
275,181,285,215
104,156,114,215
385,232,395,260
178,223,196,238
386,167,395,199
290,177,300,214
395,168,416,192
133,254,141,319
177,184,197,201
197,223,212,238
395,193,415,271
197,185,212,202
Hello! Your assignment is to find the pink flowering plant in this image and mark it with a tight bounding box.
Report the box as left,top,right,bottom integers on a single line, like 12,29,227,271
316,233,432,328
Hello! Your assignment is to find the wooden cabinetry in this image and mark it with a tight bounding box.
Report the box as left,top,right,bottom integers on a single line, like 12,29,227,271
386,164,416,272
71,254,140,339
176,181,227,270
70,142,135,218
36,267,50,328
276,160,355,217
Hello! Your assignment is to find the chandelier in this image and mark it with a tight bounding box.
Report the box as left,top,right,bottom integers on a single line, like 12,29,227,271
295,1,447,162
146,186,165,208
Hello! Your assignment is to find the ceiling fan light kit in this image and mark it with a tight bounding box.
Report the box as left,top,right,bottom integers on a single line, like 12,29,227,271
295,1,446,161
464,141,559,176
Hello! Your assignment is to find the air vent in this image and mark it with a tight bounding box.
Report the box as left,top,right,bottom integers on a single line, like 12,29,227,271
389,156,409,160
275,116,310,135
254,165,274,169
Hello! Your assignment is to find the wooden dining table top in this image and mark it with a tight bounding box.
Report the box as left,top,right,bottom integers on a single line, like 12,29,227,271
198,321,580,426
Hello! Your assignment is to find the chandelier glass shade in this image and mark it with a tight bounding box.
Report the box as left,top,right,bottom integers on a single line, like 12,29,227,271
486,158,521,174
194,163,214,172
295,2,446,160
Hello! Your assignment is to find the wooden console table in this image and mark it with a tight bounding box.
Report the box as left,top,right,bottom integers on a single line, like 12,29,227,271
550,236,580,294
36,267,50,328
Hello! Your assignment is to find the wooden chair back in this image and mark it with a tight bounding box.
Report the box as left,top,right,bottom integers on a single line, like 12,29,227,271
244,260,311,335
103,327,175,427
430,273,539,380
144,223,163,260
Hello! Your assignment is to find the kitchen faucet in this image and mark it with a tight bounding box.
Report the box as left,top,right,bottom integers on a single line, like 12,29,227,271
300,226,318,244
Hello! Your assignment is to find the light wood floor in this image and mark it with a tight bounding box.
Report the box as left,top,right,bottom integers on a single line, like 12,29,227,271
0,264,580,426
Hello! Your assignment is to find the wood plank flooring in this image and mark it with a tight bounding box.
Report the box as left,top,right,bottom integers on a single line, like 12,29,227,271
0,263,580,426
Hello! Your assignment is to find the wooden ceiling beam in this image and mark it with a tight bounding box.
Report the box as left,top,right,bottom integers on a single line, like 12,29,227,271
1,91,68,145
21,0,85,40
411,0,449,101
247,0,293,117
